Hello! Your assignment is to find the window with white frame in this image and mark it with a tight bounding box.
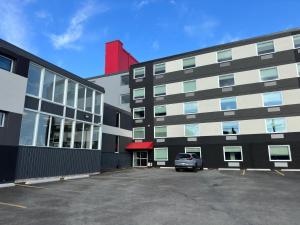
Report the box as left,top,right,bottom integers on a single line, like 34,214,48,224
63,119,73,148
133,107,145,119
0,54,13,72
260,67,278,82
154,63,165,75
74,122,92,149
94,92,102,115
219,74,234,87
121,93,130,104
121,74,129,85
266,118,286,133
223,146,243,161
54,75,65,104
67,80,76,107
217,49,232,62
185,124,199,137
185,147,201,158
293,35,300,48
263,92,282,107
222,121,239,135
183,80,196,93
92,126,101,149
19,110,37,145
257,40,274,55
220,97,237,111
133,67,145,79
297,63,300,76
183,57,195,69
26,63,42,96
184,102,198,114
268,145,291,161
154,85,166,97
133,127,145,139
42,70,65,104
133,88,145,100
154,105,166,117
85,88,93,112
154,148,168,161
77,84,85,110
0,112,5,127
154,126,167,138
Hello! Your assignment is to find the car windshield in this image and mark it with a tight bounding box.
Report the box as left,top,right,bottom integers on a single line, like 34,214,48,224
176,153,191,159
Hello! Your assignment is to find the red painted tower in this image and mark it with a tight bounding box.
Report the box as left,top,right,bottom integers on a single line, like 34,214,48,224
104,40,138,75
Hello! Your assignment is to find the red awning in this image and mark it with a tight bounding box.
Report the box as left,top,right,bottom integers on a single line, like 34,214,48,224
126,142,154,150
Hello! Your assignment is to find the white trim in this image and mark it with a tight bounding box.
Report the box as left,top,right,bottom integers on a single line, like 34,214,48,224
133,107,145,119
25,177,61,185
0,112,5,127
154,147,168,161
184,123,200,137
154,125,167,138
153,63,166,75
183,101,198,115
182,79,197,93
0,183,15,188
63,174,89,180
133,127,145,140
185,147,201,158
133,88,145,100
281,169,300,172
268,145,292,162
293,34,300,49
182,56,196,70
153,84,166,97
256,40,275,56
259,66,279,82
216,48,232,63
218,168,241,171
218,73,235,88
262,91,283,107
265,117,287,134
220,96,237,111
223,146,243,162
154,105,167,118
133,67,145,79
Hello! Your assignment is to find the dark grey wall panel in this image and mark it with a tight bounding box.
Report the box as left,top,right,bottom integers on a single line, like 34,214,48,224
41,101,64,116
76,110,93,122
103,103,132,130
94,115,101,124
24,96,39,110
65,107,75,119
0,112,22,146
0,145,18,183
101,152,132,171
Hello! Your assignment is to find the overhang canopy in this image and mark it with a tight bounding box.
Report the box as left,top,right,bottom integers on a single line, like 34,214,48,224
126,142,154,150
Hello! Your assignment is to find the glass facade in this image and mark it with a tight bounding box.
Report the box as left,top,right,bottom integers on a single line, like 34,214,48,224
0,54,12,72
19,110,37,145
26,63,42,96
54,75,65,104
67,80,76,107
294,35,300,48
0,112,5,127
260,67,278,81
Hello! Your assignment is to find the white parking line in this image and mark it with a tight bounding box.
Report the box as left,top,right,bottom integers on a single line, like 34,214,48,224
0,202,27,209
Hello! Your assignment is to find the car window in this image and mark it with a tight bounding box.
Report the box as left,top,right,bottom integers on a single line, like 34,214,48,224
192,154,199,159
176,153,191,159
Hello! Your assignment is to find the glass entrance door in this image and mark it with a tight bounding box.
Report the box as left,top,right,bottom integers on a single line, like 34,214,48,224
133,151,148,167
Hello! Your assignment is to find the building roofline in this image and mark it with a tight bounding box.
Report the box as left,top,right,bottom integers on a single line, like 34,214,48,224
86,71,129,80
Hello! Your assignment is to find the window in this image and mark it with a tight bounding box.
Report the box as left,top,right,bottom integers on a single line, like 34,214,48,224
260,67,278,81
293,35,300,48
185,124,199,137
154,63,165,75
77,85,85,110
49,116,62,147
222,121,239,135
115,136,120,153
269,145,291,161
63,119,73,148
42,70,55,100
297,63,300,76
74,122,84,148
0,112,5,127
133,107,145,119
220,97,237,111
67,80,76,107
54,75,65,104
257,40,274,55
19,110,37,145
121,75,129,85
185,147,201,158
266,118,286,133
94,92,102,114
36,114,51,147
133,67,145,79
85,89,93,112
223,146,243,161
82,124,92,149
0,55,13,72
219,74,234,87
154,85,166,97
92,126,100,149
133,88,145,100
154,105,166,117
26,63,42,96
133,127,145,139
154,126,167,138
184,102,198,114
183,80,196,93
121,93,130,104
263,92,282,107
115,113,120,128
183,57,195,69
217,49,232,62
154,148,168,161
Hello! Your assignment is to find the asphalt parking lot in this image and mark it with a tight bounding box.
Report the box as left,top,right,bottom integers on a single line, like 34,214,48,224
0,168,300,225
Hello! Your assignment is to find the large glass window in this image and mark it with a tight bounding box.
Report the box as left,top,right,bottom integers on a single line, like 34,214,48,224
133,107,145,119
224,146,243,161
154,126,167,138
219,74,234,87
154,85,166,97
67,80,76,107
154,148,168,161
263,92,282,107
63,119,73,148
222,121,239,135
133,67,145,79
85,89,93,112
133,127,145,139
77,85,85,110
0,55,13,72
184,102,198,114
183,80,196,93
74,122,83,148
154,63,165,75
26,63,42,96
54,75,65,104
82,124,91,149
94,92,102,115
92,126,100,149
185,124,199,137
183,57,195,69
42,70,55,100
121,75,129,85
217,49,232,62
19,110,37,145
269,145,291,161
154,105,166,117
0,112,5,127
49,116,62,147
220,97,237,111
293,35,300,48
121,93,130,104
266,118,286,133
133,88,145,100
257,41,274,55
36,114,50,147
260,67,278,81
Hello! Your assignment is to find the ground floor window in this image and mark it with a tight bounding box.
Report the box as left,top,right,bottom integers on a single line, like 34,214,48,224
154,148,168,161
19,110,37,145
223,146,243,161
185,147,201,158
0,112,5,127
268,145,291,161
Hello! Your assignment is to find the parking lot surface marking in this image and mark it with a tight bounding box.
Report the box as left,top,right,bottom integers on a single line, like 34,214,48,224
274,170,285,176
0,202,27,209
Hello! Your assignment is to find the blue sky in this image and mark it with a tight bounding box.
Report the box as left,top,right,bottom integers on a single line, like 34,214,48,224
0,0,299,78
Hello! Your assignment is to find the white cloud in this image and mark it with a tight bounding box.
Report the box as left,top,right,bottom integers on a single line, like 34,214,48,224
184,18,219,38
49,1,108,50
133,0,157,10
218,33,241,44
152,40,160,50
35,10,52,20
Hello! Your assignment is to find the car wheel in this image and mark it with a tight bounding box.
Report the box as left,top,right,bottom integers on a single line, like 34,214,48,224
193,164,197,172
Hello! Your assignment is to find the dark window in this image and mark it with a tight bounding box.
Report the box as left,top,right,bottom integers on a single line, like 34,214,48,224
0,112,5,127
121,94,130,104
115,136,119,153
115,113,120,127
121,75,129,85
0,55,13,72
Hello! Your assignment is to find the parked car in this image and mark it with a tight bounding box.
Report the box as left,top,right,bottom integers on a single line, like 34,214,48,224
175,153,203,172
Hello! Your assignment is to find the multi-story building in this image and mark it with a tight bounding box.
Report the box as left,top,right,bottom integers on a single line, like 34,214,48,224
129,28,300,170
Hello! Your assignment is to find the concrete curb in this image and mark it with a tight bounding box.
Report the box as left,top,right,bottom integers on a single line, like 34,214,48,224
0,183,15,188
